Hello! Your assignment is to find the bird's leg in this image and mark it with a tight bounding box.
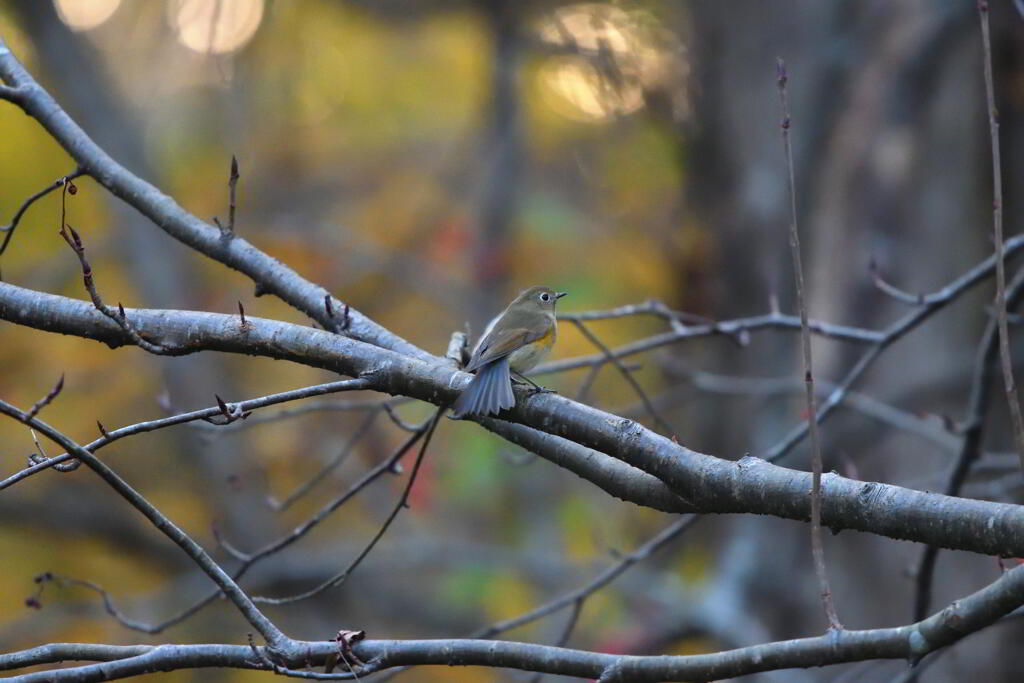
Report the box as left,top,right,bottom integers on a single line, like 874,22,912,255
512,372,556,394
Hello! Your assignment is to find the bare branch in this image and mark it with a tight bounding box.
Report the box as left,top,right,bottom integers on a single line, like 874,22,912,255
570,318,677,435
58,223,171,355
5,283,1024,558
539,312,883,377
1,377,372,490
0,36,428,358
777,57,841,631
913,264,1024,620
762,228,1024,463
473,515,698,639
254,406,444,604
0,399,288,649
192,396,406,433
267,409,381,511
560,298,709,325
4,560,1024,681
869,257,927,306
0,168,84,256
25,373,64,421
667,361,961,452
69,418,429,635
539,233,1024,381
381,402,426,432
977,0,1024,470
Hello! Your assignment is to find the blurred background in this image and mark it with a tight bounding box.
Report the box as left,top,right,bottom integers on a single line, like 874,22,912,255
2,0,1024,680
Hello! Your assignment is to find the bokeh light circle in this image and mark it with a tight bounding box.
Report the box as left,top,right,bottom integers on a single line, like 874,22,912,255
169,0,264,55
54,0,121,31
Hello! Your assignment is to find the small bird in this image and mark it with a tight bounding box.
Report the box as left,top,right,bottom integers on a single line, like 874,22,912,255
452,286,567,418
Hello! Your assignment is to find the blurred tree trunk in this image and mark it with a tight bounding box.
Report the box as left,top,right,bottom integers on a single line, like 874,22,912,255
672,1,1024,678
473,0,524,325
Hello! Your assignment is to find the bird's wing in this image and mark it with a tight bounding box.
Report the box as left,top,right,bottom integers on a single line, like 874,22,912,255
465,325,547,372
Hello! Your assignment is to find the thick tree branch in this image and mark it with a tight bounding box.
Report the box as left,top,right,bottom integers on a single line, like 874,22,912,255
0,37,430,362
0,399,288,650
3,282,1024,558
4,556,1024,682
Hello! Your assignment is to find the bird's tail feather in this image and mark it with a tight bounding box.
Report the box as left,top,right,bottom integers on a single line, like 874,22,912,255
452,357,515,418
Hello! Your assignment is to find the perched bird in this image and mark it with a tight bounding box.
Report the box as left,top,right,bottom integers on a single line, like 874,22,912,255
452,286,567,418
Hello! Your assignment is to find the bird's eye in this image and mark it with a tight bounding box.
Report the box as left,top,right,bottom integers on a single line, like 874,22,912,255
540,293,550,302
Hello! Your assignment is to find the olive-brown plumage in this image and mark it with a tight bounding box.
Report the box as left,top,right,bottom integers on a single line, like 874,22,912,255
452,286,566,418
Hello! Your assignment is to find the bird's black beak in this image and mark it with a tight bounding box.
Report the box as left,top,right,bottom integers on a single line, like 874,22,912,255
555,292,568,300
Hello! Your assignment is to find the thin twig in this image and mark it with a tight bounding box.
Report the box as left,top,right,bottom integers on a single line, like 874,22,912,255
761,226,1024,463
978,0,1024,470
777,58,841,631
25,374,64,422
560,299,709,326
192,396,408,433
570,319,676,435
58,222,171,355
254,406,445,605
526,600,583,683
229,155,239,233
473,515,698,639
214,156,240,236
0,35,428,357
537,314,886,378
377,514,699,683
267,409,381,511
664,360,961,452
0,378,373,490
0,398,288,648
381,403,426,432
36,419,430,635
539,234,1024,381
0,169,84,256
574,363,604,403
913,265,1024,622
869,257,927,305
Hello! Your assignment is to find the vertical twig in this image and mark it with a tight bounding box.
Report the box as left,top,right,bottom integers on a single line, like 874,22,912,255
228,154,239,233
978,1,1024,471
776,58,842,631
214,155,240,237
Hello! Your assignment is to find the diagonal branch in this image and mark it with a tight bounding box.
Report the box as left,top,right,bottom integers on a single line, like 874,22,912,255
570,318,677,435
0,399,288,649
254,405,444,604
5,282,1024,558
0,36,430,361
1,378,372,489
473,514,698,639
267,408,381,511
